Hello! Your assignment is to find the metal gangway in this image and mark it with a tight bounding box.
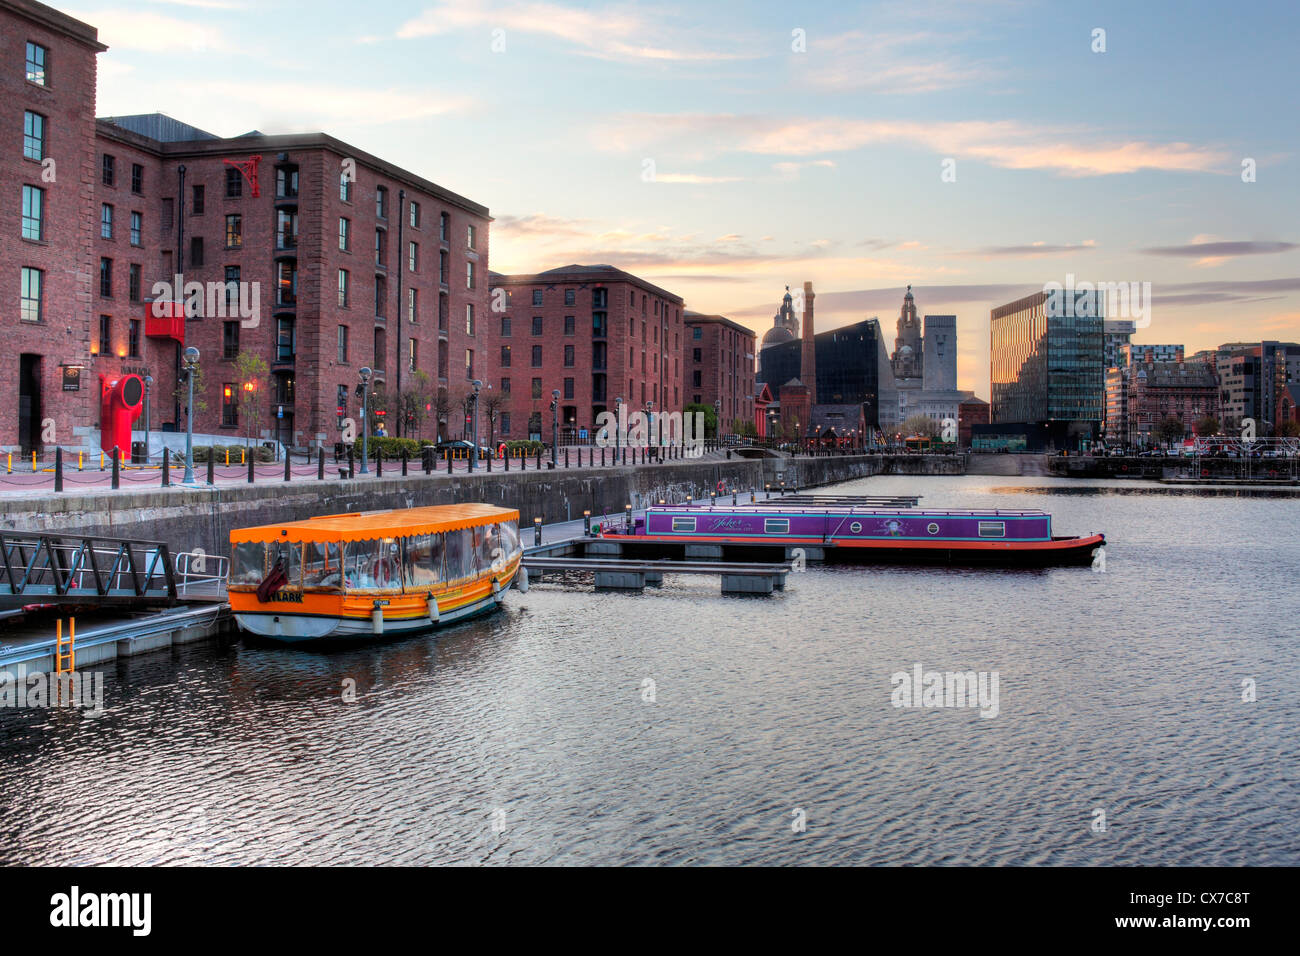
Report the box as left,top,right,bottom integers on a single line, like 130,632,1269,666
0,531,227,609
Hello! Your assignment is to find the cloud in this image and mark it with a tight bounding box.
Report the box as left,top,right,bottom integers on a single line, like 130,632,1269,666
494,213,596,238
773,159,835,180
397,0,752,62
962,240,1098,257
68,8,233,52
1142,240,1298,258
653,173,744,184
796,30,1000,94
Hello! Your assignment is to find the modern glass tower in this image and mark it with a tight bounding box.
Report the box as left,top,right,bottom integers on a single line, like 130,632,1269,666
991,290,1105,426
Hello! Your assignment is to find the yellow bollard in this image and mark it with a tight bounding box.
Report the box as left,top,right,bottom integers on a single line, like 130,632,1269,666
100,452,105,471
241,448,246,465
225,448,230,466
6,452,10,474
78,451,84,471
32,451,37,470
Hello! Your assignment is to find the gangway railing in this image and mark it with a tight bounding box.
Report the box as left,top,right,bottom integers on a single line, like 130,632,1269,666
0,530,179,609
175,551,229,600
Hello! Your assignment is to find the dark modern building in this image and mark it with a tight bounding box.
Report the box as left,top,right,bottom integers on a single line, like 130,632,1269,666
989,289,1105,447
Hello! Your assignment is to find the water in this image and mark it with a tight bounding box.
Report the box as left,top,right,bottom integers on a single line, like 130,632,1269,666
2,475,1296,865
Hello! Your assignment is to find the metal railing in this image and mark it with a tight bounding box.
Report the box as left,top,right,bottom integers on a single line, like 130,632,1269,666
0,531,178,608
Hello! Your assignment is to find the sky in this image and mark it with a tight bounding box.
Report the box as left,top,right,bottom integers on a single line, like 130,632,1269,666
74,0,1300,399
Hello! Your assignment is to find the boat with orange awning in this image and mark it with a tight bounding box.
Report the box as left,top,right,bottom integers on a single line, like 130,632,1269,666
228,504,523,643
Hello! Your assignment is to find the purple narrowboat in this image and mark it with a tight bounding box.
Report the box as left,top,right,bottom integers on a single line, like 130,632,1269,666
602,506,1104,566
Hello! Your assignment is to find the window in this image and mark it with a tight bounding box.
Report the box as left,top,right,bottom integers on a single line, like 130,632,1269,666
340,170,352,202
592,312,606,337
224,266,240,308
101,154,115,187
465,303,475,335
277,260,296,306
20,268,43,322
338,269,349,307
593,288,607,308
373,328,386,371
438,249,448,285
222,383,237,427
564,345,574,367
466,261,475,289
189,236,204,268
276,209,296,249
564,315,575,335
223,321,240,359
375,186,388,219
339,217,351,251
409,241,418,272
337,325,349,363
692,327,702,339
131,164,143,194
531,345,542,367
99,258,112,297
128,319,141,358
336,384,348,422
161,198,173,233
439,212,449,241
25,42,48,85
564,289,575,306
978,521,1006,538
277,317,295,362
100,204,113,239
501,413,511,435
130,211,142,246
672,517,697,533
500,345,513,367
275,166,298,199
531,378,542,400
532,289,543,307
225,167,242,198
532,316,543,336
129,264,141,302
225,213,242,248
408,287,418,323
467,224,476,249
693,347,702,362
375,275,386,317
23,112,45,161
500,316,511,337
564,377,574,399
97,315,111,354
21,185,43,241
409,201,420,228
193,184,205,214
501,377,511,393
465,348,473,375
375,228,386,267
764,518,790,535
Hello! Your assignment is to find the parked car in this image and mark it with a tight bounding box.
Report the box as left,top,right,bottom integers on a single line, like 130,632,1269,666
435,439,491,459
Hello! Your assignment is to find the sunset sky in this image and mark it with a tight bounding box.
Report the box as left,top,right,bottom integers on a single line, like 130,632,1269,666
76,0,1300,398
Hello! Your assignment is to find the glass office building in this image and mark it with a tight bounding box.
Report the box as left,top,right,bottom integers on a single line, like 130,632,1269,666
991,290,1104,427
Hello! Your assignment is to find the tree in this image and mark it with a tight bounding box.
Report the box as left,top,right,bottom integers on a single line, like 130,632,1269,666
397,370,433,440
482,388,510,449
902,414,939,438
1156,415,1185,446
173,362,208,419
233,350,269,448
683,402,718,439
1194,415,1220,436
431,388,451,443
1277,419,1300,438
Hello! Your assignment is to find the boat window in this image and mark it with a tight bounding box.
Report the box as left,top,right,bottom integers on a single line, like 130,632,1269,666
302,540,344,589
764,518,790,534
474,525,495,571
671,516,696,533
403,533,443,588
499,520,520,558
978,521,1006,538
230,541,266,585
345,538,400,589
481,524,504,570
267,541,302,588
445,528,475,581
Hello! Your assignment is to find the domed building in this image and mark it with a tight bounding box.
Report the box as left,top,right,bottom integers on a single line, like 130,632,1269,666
761,286,800,349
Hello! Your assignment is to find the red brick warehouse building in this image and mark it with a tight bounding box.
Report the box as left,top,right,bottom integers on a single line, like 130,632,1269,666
2,0,491,454
683,312,755,435
486,265,684,443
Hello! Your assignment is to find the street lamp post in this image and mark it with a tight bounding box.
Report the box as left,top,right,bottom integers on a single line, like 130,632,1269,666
181,347,200,484
550,389,560,466
143,374,153,465
358,367,372,474
645,400,654,459
470,379,482,472
614,396,624,453
713,398,721,449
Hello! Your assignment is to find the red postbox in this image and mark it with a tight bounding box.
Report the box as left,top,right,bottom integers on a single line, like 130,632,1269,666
100,373,145,456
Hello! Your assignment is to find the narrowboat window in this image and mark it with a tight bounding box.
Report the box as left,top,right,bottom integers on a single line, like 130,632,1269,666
403,533,443,588
927,523,940,535
230,541,267,585
764,518,790,534
671,516,696,533
978,521,1006,538
302,541,343,589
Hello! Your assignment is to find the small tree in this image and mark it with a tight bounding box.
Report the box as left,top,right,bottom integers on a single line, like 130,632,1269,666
173,363,209,419
1276,419,1300,438
233,350,269,448
482,388,510,449
683,402,718,439
397,370,433,440
1194,415,1220,436
902,414,939,438
1156,415,1185,447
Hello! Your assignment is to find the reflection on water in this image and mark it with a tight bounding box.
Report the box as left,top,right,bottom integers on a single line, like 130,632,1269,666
1,475,1296,865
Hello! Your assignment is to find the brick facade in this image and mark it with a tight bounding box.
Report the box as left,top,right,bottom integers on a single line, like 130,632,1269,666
683,311,755,434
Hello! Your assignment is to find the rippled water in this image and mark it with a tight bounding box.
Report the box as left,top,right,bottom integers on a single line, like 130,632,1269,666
2,475,1296,865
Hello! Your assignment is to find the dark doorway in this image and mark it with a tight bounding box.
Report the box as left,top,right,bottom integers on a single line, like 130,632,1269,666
19,354,42,453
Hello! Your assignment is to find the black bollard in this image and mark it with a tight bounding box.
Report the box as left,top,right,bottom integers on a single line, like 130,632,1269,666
504,450,510,471
207,455,215,485
318,448,326,481
565,448,569,468
487,452,492,472
348,445,355,478
601,448,606,467
162,451,169,487
376,449,383,477
622,448,627,466
534,519,542,546
55,447,63,493
402,450,409,476
248,455,255,483
111,447,120,489
536,448,542,470
284,451,292,482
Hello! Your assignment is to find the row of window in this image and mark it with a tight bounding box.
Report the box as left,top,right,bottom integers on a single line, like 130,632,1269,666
500,345,585,368
333,325,463,376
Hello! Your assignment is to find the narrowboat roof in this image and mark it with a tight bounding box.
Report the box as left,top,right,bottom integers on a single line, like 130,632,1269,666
231,504,519,544
653,506,1049,517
